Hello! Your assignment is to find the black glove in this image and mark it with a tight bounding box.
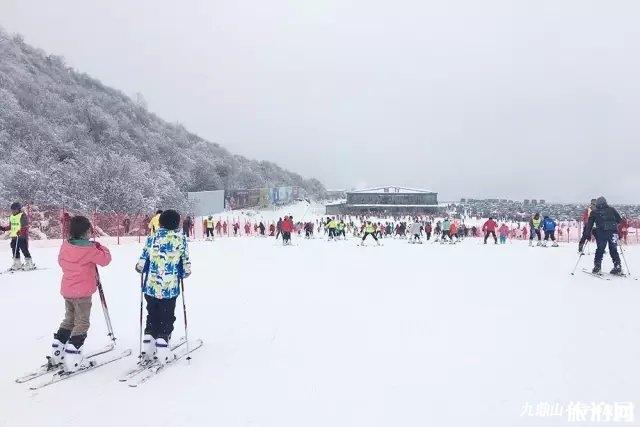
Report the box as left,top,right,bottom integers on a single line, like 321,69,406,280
578,242,584,253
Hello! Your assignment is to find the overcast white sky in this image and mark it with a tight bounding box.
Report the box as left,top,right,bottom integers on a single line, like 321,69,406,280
2,1,639,202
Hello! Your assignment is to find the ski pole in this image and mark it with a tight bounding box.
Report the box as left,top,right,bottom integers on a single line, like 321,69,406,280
96,267,117,344
138,272,147,359
570,241,588,275
617,238,632,276
180,278,191,362
12,235,19,261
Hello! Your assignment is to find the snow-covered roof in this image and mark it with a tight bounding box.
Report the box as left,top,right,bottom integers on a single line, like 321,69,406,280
349,186,435,194
348,203,442,207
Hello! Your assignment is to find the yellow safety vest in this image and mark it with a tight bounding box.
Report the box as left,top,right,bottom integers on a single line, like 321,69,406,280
9,213,22,237
365,224,375,233
532,218,541,229
149,214,160,233
206,218,214,228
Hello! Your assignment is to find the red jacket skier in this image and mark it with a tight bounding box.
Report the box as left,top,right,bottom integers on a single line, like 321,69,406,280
281,217,294,233
482,219,497,232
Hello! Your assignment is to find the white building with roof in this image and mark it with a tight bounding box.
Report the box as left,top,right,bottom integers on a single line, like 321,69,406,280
326,186,442,215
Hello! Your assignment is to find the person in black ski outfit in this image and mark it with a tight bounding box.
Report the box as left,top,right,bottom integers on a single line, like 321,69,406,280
579,196,623,275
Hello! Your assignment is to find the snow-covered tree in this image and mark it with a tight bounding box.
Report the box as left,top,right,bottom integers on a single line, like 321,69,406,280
0,27,325,213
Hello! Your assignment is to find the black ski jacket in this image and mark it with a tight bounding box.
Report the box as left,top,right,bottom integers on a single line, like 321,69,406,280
584,202,621,236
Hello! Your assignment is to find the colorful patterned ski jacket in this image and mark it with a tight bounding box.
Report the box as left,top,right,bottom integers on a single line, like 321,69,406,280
136,228,191,299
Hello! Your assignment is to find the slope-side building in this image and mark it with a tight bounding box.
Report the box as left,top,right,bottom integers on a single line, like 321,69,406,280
326,186,442,216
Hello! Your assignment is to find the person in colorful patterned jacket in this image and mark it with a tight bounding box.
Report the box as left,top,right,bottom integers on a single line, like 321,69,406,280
0,202,35,271
135,210,192,365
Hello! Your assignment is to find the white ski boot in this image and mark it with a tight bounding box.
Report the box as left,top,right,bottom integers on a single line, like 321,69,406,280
63,344,84,373
141,334,156,363
552,242,559,247
9,258,23,271
536,241,542,247
154,338,172,365
542,242,548,247
528,240,533,247
23,258,36,271
49,338,66,367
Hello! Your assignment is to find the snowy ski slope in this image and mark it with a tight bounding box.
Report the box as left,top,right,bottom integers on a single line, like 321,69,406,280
1,226,639,426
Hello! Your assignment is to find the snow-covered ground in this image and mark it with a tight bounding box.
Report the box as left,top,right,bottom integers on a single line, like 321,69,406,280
1,232,639,426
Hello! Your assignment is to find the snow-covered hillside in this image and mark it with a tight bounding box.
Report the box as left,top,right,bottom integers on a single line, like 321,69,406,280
1,234,639,426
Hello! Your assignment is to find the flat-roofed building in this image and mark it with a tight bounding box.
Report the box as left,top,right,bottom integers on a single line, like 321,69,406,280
326,186,442,215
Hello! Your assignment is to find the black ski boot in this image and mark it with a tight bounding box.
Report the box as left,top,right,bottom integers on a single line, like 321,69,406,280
610,265,623,276
592,264,602,275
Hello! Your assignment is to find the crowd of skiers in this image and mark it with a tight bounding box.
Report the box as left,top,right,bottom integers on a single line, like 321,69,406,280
0,194,631,376
310,215,558,247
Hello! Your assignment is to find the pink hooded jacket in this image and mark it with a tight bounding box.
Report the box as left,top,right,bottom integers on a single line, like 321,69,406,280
58,241,112,298
498,224,510,237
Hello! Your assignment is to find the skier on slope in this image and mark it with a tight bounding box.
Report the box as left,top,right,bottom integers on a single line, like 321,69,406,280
50,216,112,372
336,220,346,239
449,221,458,242
304,222,313,238
0,202,35,271
441,218,452,242
326,217,338,240
136,210,192,364
482,217,498,244
528,213,543,246
498,223,509,244
424,222,432,241
182,215,193,239
281,215,294,245
618,216,629,245
578,199,597,252
409,220,422,243
579,197,623,275
275,218,283,239
542,215,559,247
360,221,381,246
204,216,215,240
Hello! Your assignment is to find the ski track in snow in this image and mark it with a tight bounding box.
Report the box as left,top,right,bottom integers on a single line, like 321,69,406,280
1,233,639,427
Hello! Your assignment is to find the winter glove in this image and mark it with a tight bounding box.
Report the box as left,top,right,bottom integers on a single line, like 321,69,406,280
135,262,144,274
578,242,584,253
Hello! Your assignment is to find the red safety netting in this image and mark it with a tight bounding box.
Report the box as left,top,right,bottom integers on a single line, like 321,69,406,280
1,205,639,245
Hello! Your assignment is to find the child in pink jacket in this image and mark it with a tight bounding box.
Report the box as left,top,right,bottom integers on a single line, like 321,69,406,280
50,216,111,372
498,224,510,244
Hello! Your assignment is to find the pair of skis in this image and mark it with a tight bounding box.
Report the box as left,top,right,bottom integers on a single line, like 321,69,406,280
17,344,132,390
120,338,203,387
0,267,48,275
16,343,115,384
581,268,636,281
